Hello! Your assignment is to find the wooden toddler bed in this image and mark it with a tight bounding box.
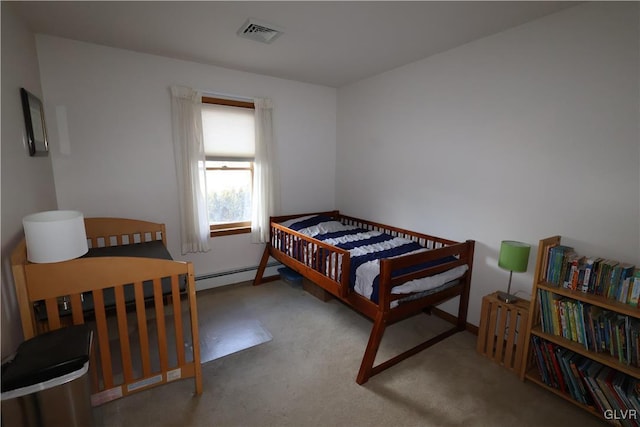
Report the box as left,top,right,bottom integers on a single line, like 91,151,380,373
253,211,475,384
11,217,202,405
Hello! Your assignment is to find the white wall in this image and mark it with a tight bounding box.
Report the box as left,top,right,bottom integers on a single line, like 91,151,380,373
336,2,640,326
35,36,337,288
1,3,59,357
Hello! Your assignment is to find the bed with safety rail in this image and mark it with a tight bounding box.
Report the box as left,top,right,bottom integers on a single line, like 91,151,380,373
253,211,475,384
11,217,202,405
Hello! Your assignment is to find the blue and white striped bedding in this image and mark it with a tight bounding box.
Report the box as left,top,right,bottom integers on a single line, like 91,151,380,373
281,215,468,305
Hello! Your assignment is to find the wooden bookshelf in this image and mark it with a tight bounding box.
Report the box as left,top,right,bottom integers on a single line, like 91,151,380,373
522,236,640,426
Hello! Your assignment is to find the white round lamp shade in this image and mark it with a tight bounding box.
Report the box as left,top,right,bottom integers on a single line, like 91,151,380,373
23,210,88,263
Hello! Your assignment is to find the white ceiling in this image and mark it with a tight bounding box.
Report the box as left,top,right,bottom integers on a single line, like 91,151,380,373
12,1,578,88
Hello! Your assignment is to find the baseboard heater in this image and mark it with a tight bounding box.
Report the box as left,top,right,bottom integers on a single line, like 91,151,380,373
195,261,280,281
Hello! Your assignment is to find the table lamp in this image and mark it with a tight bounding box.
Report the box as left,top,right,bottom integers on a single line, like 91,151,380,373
497,240,530,303
23,210,88,263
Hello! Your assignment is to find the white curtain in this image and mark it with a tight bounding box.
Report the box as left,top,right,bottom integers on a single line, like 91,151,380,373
251,98,279,243
170,86,210,254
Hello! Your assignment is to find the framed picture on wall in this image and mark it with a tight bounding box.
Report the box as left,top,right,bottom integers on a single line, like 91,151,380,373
20,88,48,156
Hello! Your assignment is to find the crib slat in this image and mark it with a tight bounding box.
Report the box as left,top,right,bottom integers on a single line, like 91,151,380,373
90,346,100,393
93,289,113,389
171,276,185,366
134,281,151,377
45,298,61,331
153,279,169,373
114,286,133,383
70,294,84,325
186,264,202,394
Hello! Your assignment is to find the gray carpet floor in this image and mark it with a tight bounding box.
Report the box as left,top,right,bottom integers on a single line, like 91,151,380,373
94,280,606,426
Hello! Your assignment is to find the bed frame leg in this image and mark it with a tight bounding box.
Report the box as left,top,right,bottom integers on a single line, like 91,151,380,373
356,311,386,385
456,241,474,331
253,244,271,286
457,288,470,331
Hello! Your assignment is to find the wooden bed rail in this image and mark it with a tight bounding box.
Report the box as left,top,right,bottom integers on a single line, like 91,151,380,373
268,222,351,298
339,215,457,248
84,217,167,247
378,240,475,314
383,241,473,290
269,210,340,224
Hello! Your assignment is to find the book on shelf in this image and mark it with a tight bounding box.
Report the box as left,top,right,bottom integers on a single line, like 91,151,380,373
629,271,640,307
618,264,636,303
595,367,640,427
625,378,640,413
537,289,640,367
566,255,586,291
614,372,637,416
608,264,624,300
581,358,610,414
569,352,590,403
533,336,640,426
545,245,574,286
546,340,569,393
558,348,588,404
542,244,638,307
596,367,625,416
582,257,597,293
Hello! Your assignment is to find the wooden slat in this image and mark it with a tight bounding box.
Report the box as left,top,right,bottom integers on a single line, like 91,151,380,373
171,276,185,366
44,298,61,331
495,305,509,363
90,347,100,393
114,286,133,383
514,308,527,374
486,302,499,358
186,264,202,394
134,281,151,377
153,279,168,373
503,308,518,367
93,289,113,390
70,293,84,325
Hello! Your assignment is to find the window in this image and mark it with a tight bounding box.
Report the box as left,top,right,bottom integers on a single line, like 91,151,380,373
202,96,255,236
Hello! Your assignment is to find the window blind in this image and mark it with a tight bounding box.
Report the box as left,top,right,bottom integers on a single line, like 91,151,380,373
202,102,255,159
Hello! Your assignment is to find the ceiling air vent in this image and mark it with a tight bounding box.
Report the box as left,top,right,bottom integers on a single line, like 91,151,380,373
237,19,283,44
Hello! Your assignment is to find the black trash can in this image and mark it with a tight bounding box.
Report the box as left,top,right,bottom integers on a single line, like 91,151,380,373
1,324,93,427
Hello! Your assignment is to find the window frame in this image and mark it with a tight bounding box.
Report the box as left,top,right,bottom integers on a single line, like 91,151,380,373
202,96,255,237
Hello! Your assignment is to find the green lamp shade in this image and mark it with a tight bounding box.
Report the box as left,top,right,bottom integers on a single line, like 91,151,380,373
498,240,530,273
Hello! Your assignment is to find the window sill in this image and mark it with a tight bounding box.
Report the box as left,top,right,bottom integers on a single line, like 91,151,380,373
210,226,251,238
